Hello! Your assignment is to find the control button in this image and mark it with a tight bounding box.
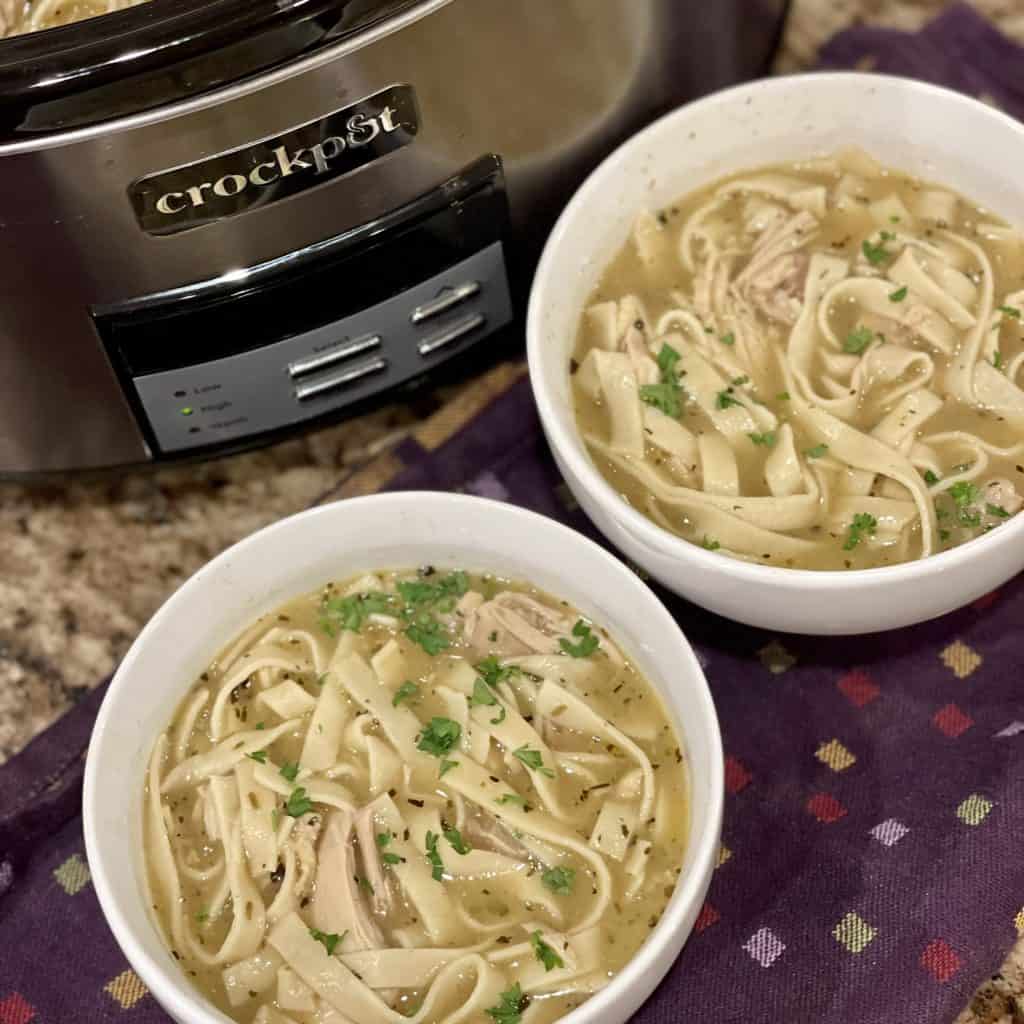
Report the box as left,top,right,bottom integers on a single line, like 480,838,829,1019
288,334,381,379
294,357,388,401
418,313,486,357
410,281,481,324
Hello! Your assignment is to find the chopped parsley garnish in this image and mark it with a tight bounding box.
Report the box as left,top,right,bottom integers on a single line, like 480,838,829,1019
285,787,313,818
998,305,1021,319
993,350,1004,371
381,852,403,866
529,930,565,972
949,480,982,527
541,866,576,896
246,750,268,765
639,343,685,418
195,909,209,923
497,792,528,808
309,929,344,955
804,444,829,459
720,331,736,346
388,572,470,653
443,826,471,855
776,391,791,401
558,619,599,658
939,528,951,542
405,617,451,655
843,513,878,551
639,382,683,418
397,571,469,613
513,746,555,778
470,678,499,708
417,717,462,757
319,591,393,636
425,830,444,881
716,389,743,410
315,673,328,686
393,681,420,707
469,676,507,723
476,656,520,688
888,285,908,302
439,759,459,778
923,469,941,486
486,984,528,1024
748,431,776,447
255,722,266,730
843,325,874,355
279,761,300,783
701,537,721,551
377,832,392,848
357,876,374,894
987,503,1011,519
731,375,750,386
861,238,891,266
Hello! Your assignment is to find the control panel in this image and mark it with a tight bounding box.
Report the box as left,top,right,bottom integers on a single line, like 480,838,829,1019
132,243,509,452
94,156,511,458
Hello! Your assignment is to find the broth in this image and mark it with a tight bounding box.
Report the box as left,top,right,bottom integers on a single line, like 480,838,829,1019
144,569,688,1024
572,149,1024,570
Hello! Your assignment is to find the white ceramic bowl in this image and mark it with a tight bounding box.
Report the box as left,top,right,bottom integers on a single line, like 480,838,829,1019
83,492,723,1024
527,71,1024,635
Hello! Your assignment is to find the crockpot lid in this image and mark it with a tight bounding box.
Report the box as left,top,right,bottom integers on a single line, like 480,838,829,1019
0,0,422,141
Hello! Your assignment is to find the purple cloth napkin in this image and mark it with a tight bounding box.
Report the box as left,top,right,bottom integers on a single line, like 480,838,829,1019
818,3,1024,118
4,7,1024,1023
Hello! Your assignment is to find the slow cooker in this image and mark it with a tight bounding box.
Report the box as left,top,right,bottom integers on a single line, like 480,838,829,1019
0,0,787,476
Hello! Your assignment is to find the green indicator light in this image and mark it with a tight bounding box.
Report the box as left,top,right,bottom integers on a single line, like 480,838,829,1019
180,407,194,416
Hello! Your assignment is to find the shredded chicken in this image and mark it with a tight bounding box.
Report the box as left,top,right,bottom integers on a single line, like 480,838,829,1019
984,478,1023,517
621,325,659,385
740,251,810,325
462,591,574,657
462,808,530,861
354,797,393,918
309,809,385,950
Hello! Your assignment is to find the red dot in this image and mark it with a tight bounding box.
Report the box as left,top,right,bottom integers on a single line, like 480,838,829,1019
724,756,752,794
837,670,880,708
694,902,720,933
0,994,36,1024
806,793,847,824
920,939,961,982
932,703,973,739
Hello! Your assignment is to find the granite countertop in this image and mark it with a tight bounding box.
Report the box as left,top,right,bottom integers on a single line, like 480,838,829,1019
1,2,1022,1020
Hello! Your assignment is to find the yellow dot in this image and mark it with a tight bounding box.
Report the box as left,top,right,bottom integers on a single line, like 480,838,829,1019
816,739,857,773
53,853,91,895
957,793,993,826
940,640,982,679
104,969,148,1009
833,911,877,954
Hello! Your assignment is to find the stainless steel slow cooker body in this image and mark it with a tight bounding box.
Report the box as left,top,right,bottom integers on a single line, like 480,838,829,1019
0,0,787,475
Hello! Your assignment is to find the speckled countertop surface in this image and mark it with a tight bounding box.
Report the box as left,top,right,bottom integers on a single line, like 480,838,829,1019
2,3,1023,1020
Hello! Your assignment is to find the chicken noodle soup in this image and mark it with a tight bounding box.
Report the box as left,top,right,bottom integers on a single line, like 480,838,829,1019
145,569,688,1024
572,148,1024,570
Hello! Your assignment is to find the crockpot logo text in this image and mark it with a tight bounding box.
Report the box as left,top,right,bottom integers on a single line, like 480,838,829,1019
154,108,402,215
129,86,419,235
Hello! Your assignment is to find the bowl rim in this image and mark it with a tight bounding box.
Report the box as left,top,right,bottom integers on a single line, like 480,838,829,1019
83,490,725,1024
526,69,1024,591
